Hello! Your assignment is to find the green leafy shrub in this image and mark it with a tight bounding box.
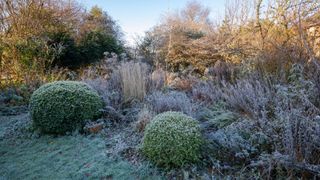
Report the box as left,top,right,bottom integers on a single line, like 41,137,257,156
48,31,81,69
79,30,124,65
29,81,103,134
142,111,202,168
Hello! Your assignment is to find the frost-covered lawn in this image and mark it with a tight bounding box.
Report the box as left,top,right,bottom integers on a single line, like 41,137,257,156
0,113,161,179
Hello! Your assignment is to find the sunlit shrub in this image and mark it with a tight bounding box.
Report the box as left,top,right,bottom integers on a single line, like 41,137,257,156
29,81,103,134
119,62,149,101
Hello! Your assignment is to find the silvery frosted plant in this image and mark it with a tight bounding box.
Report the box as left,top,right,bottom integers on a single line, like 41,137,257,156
205,119,271,165
146,90,194,116
83,72,122,110
263,64,320,165
191,80,224,106
221,78,274,121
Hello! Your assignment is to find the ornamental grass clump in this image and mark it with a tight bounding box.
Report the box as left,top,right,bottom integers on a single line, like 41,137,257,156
142,111,202,168
29,81,103,134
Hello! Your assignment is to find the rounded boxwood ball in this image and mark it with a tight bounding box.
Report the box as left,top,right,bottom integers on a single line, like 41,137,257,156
142,111,202,168
29,81,103,134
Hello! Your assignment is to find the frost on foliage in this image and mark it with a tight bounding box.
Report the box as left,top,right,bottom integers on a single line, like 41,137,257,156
205,64,320,167
206,119,272,165
198,104,238,129
271,64,320,164
29,81,104,134
146,91,194,116
84,75,122,109
142,111,202,168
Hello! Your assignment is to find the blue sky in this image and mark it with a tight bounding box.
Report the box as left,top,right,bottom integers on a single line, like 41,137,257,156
78,0,226,45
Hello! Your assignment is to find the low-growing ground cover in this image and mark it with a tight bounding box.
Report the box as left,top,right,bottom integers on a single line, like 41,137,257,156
0,112,162,180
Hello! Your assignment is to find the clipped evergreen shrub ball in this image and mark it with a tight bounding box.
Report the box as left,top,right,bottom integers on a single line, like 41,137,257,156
142,111,202,168
29,81,103,134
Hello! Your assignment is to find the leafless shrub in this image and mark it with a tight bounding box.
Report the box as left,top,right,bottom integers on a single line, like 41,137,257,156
204,60,232,82
83,72,122,110
164,72,199,92
80,53,119,80
221,78,274,120
171,77,197,92
191,81,223,106
150,68,166,90
165,72,179,86
119,61,149,102
146,90,194,116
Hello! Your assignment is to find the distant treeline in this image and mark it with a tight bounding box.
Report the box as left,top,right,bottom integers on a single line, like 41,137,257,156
136,0,320,77
0,0,124,86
